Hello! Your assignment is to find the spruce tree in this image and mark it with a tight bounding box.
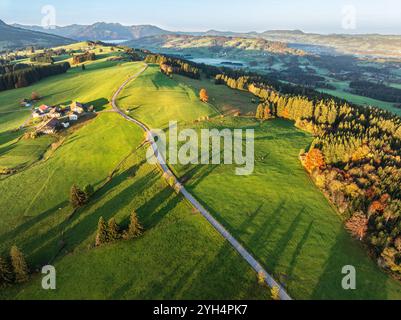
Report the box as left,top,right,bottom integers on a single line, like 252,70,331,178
0,256,13,286
70,184,88,209
124,211,143,240
108,218,121,242
10,246,29,283
95,217,108,247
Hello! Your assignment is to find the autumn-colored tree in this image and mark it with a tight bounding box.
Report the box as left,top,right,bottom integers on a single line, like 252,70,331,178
255,104,264,119
263,105,271,119
124,211,143,240
304,148,325,173
271,286,281,301
10,246,29,283
199,89,209,103
257,271,266,285
70,185,88,209
31,92,40,101
95,217,108,247
345,213,368,241
368,201,385,216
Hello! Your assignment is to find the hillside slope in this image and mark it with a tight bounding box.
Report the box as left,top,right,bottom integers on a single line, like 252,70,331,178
127,34,304,55
0,20,74,51
13,22,171,41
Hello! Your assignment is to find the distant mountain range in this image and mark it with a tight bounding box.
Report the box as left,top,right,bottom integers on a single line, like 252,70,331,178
0,20,74,51
12,22,172,41
6,20,401,57
126,34,304,56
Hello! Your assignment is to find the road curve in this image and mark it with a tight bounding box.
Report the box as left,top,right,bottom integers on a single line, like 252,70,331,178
111,63,292,301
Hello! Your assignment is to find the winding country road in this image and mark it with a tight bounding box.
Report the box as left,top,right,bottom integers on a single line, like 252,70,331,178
111,63,292,301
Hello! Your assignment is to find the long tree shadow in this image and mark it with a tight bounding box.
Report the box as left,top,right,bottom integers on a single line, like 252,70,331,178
310,229,390,300
0,201,69,250
286,220,314,280
267,208,305,273
61,171,159,252
19,164,157,266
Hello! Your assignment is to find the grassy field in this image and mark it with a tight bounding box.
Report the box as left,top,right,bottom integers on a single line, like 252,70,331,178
0,54,269,299
168,117,401,299
117,65,215,128
127,70,401,299
0,134,55,173
173,74,257,115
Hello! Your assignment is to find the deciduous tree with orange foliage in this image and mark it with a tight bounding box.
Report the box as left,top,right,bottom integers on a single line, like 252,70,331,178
304,148,325,173
199,88,209,103
346,213,368,241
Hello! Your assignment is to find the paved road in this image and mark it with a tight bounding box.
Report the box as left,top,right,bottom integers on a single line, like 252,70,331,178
111,64,292,301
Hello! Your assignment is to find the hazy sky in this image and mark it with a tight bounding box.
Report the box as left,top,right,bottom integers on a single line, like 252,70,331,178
1,0,401,34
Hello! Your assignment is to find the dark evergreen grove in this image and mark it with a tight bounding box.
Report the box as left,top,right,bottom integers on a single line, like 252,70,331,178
0,62,70,91
144,54,200,79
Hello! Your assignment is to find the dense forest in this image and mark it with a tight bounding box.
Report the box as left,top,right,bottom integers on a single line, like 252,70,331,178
0,62,70,91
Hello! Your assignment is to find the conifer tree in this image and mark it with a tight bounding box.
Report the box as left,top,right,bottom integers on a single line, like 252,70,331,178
0,256,13,286
95,217,108,246
255,104,264,119
108,218,121,242
124,211,143,240
10,246,29,283
70,184,88,209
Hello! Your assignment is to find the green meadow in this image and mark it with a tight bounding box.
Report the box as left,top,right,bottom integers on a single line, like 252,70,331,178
117,65,215,128
124,69,401,299
1,43,401,300
0,50,268,299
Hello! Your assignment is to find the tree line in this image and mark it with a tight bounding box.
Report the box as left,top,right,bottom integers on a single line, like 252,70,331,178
144,54,200,79
72,52,96,65
350,80,401,103
30,53,54,64
215,71,401,277
0,62,70,91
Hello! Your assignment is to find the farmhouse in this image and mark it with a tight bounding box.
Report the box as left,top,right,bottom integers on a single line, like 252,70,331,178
38,104,51,113
71,101,86,114
36,118,60,134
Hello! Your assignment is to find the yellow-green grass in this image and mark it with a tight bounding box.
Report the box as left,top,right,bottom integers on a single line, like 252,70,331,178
0,59,146,172
0,134,54,172
0,58,144,132
169,117,401,299
173,74,257,115
117,65,215,129
0,112,267,300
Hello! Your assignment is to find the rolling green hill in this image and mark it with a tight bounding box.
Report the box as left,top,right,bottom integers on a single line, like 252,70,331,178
117,68,401,299
0,46,268,300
